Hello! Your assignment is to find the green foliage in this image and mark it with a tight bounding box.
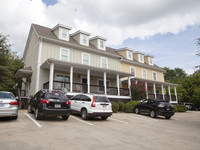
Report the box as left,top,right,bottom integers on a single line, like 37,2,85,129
0,34,23,93
177,105,187,112
124,103,133,113
164,67,187,83
111,102,119,113
173,105,178,112
118,102,125,112
131,80,146,100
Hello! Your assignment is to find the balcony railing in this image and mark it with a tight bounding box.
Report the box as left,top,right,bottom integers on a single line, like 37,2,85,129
148,93,176,101
43,81,129,96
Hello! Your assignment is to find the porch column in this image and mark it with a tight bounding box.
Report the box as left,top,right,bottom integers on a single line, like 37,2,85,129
49,63,54,90
174,86,178,101
70,66,73,92
104,72,107,94
161,84,165,100
153,83,157,99
128,76,131,96
87,69,90,94
168,86,171,101
117,74,120,96
145,82,148,99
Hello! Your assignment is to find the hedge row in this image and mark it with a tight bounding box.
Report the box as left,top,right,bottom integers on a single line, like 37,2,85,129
173,104,187,112
111,101,139,113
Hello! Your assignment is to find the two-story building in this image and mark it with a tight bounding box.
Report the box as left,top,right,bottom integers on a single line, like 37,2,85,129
16,23,178,104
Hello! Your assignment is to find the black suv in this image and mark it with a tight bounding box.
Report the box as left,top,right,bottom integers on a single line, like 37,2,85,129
28,90,71,120
134,99,174,119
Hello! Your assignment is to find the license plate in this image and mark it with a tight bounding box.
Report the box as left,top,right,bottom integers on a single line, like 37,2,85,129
55,104,61,108
102,105,107,108
0,104,4,107
167,108,170,111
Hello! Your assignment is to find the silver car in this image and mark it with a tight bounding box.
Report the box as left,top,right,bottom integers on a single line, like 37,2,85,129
0,91,18,119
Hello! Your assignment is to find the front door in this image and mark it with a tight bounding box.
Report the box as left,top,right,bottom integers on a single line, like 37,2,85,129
82,78,87,93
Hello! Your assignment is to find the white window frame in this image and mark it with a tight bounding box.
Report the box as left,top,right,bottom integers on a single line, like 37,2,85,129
97,79,110,92
59,28,69,41
60,48,70,62
148,57,153,65
138,54,144,63
98,39,106,51
152,71,157,81
101,57,108,69
130,66,136,77
80,34,89,46
82,52,90,65
126,51,133,60
142,69,147,79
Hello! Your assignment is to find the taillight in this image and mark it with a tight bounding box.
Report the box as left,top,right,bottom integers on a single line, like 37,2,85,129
91,96,95,107
10,101,18,105
66,100,71,105
41,99,49,104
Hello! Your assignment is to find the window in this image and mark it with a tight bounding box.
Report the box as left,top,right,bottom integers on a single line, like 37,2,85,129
82,53,90,65
142,69,147,79
153,72,157,81
60,28,68,40
126,51,133,60
130,67,136,77
81,34,88,46
101,57,108,69
100,40,104,49
149,57,153,65
55,75,70,82
98,80,110,91
138,54,144,63
60,48,69,61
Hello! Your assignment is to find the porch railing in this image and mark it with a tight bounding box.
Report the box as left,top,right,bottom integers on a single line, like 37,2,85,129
148,93,176,101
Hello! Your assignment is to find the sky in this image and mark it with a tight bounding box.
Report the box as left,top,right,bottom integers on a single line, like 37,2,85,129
0,0,200,74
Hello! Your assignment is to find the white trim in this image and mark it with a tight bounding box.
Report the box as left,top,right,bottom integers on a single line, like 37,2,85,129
138,54,144,63
117,74,120,96
82,52,90,65
98,39,106,51
152,71,157,81
161,84,165,100
153,83,157,99
70,66,73,92
49,63,54,90
100,57,108,69
130,66,136,77
142,69,147,79
168,86,171,101
87,69,90,94
148,57,154,65
104,72,107,94
59,28,69,41
80,34,89,46
60,48,70,62
126,50,133,60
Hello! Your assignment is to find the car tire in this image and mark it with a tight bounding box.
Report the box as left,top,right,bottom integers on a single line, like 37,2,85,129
62,115,69,120
150,110,157,118
35,108,41,120
81,109,88,120
165,116,171,119
101,116,108,120
28,104,33,113
12,115,18,120
135,108,140,114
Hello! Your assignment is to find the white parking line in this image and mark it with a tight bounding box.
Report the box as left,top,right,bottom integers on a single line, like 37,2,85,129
131,114,158,122
70,116,93,126
24,113,42,128
109,117,128,124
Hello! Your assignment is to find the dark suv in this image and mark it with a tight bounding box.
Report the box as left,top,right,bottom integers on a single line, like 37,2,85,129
134,99,174,119
28,90,71,120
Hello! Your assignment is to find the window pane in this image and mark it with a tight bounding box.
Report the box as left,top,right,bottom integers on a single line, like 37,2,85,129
56,75,63,81
61,55,68,61
61,50,68,55
83,54,89,65
100,40,104,48
82,35,87,44
62,29,67,39
64,76,70,82
131,68,135,76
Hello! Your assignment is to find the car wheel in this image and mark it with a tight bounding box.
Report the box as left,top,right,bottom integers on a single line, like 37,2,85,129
135,108,140,114
150,110,157,118
62,115,69,120
101,116,108,120
165,116,171,119
81,109,88,120
28,104,33,113
12,115,18,120
35,108,41,120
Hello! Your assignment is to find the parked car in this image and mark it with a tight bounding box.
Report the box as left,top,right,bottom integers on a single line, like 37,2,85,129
181,102,197,111
70,94,112,120
28,90,71,120
0,91,18,120
134,99,174,119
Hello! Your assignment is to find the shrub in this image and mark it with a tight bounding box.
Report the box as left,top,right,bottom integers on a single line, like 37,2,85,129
173,105,178,112
126,101,139,112
111,102,119,113
124,103,133,113
118,102,125,112
177,105,187,112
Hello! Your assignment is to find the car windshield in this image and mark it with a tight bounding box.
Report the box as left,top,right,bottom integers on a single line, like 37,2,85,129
94,96,110,103
0,92,15,99
45,92,68,101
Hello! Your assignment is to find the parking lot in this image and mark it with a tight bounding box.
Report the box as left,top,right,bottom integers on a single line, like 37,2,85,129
0,110,200,150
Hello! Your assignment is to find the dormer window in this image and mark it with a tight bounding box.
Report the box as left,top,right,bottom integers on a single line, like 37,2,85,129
82,35,87,44
98,39,106,50
51,24,71,41
126,51,133,60
80,34,89,46
71,30,90,46
138,54,144,63
148,57,153,65
90,36,107,51
100,40,104,49
61,28,68,39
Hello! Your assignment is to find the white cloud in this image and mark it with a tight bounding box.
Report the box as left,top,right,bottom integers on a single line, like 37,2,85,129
0,0,200,57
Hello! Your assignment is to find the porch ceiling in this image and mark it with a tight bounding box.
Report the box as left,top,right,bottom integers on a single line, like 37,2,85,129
40,58,131,78
15,66,32,78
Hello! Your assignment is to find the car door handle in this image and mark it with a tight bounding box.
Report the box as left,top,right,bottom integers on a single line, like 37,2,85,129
82,102,85,103
75,101,77,103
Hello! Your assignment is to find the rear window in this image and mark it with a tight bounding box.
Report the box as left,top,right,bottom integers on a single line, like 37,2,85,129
158,101,172,106
44,92,68,101
0,92,15,99
94,96,109,103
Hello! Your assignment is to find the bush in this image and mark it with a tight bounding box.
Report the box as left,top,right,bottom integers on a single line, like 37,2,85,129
177,105,187,112
124,103,133,113
111,102,119,113
126,101,139,112
118,102,125,112
173,105,178,112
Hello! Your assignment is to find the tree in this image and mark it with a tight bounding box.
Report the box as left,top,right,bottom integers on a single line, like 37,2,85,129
164,67,187,83
195,38,200,70
131,80,146,100
0,34,23,93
